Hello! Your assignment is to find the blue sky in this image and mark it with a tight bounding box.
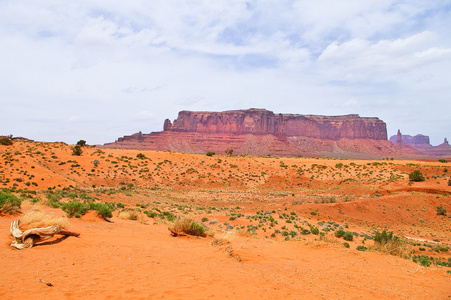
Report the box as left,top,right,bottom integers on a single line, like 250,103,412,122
1,1,450,145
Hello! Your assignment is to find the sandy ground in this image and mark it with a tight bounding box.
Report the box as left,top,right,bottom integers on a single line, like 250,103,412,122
1,141,451,299
1,210,449,299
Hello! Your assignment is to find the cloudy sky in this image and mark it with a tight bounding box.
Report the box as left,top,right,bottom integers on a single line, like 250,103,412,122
1,1,450,145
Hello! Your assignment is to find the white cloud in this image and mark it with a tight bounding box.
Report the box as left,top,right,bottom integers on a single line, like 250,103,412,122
0,1,450,145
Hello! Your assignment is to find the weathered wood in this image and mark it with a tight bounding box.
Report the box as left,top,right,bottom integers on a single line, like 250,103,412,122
10,220,80,250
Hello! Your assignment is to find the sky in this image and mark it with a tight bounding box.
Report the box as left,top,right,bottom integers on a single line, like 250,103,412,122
1,1,450,146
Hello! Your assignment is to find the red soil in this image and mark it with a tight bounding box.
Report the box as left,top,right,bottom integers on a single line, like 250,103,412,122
0,141,450,298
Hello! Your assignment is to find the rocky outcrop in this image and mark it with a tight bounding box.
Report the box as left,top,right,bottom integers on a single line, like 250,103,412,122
389,131,451,157
103,109,451,158
389,131,430,146
164,109,388,140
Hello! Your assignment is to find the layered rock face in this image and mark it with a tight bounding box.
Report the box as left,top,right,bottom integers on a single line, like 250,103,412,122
164,109,387,140
103,109,403,158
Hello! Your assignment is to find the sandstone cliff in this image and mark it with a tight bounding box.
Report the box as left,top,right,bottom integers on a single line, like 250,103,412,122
164,109,387,140
103,109,438,158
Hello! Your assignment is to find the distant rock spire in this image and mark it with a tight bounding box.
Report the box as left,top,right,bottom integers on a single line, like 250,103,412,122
396,129,402,144
444,137,449,145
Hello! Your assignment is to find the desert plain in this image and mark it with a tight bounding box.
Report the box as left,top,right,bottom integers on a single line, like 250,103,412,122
1,140,450,299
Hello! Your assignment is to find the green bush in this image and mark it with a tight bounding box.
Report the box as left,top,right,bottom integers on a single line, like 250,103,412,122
439,159,448,163
310,227,320,235
412,255,431,267
62,201,88,218
448,178,451,186
343,242,350,248
356,245,368,251
144,210,157,218
0,137,13,145
409,170,425,182
374,230,396,244
89,202,113,219
0,192,21,214
335,229,354,241
206,152,215,156
72,145,83,156
436,206,447,216
136,153,146,159
76,140,87,146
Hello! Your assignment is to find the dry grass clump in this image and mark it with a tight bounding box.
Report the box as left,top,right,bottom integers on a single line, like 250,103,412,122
211,231,235,246
369,230,413,259
319,233,340,244
117,209,147,223
20,209,69,229
170,217,207,237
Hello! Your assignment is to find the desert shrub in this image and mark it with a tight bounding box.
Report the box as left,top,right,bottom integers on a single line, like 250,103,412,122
201,217,209,222
71,145,83,156
116,202,125,209
310,226,320,235
206,152,215,156
160,211,176,222
0,191,22,214
448,178,451,186
412,255,431,267
436,206,447,216
136,153,146,159
76,140,86,146
356,245,368,251
89,202,113,219
409,170,425,182
439,159,448,163
118,209,146,222
62,201,88,218
144,210,157,218
225,148,234,156
370,230,412,259
343,242,350,248
374,230,395,244
335,229,354,241
0,137,13,145
170,217,206,237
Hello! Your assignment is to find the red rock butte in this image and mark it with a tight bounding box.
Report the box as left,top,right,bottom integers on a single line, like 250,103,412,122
163,109,387,140
103,108,418,158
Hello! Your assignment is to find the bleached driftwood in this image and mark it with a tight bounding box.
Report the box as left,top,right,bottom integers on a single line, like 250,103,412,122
10,220,80,250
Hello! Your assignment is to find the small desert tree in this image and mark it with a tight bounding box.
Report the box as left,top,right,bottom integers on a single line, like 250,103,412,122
225,148,234,156
409,170,425,182
72,145,83,156
76,140,87,147
0,137,13,145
